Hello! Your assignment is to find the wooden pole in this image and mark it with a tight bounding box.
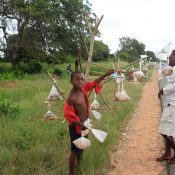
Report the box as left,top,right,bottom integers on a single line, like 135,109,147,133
91,62,109,70
119,57,148,70
99,93,110,109
77,47,83,72
95,106,121,110
91,70,105,75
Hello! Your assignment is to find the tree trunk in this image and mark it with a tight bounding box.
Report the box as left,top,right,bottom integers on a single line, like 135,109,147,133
85,34,95,80
84,15,103,81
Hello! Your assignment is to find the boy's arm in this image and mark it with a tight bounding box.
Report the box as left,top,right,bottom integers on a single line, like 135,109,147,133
72,120,87,130
95,69,115,84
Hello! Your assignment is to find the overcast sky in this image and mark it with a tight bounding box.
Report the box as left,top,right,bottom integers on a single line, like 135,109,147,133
88,0,175,55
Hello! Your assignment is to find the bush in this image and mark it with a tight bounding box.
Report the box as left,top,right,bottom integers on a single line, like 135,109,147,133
0,63,12,73
17,61,42,74
28,60,42,74
0,98,20,118
53,68,63,77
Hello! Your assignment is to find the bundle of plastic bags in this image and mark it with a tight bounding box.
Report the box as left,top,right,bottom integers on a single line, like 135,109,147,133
90,92,100,110
133,70,145,81
162,66,173,76
114,79,130,102
48,85,63,101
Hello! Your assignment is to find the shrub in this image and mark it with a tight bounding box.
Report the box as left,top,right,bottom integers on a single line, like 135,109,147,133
0,63,12,73
0,98,20,118
53,68,63,77
17,61,42,74
28,60,42,74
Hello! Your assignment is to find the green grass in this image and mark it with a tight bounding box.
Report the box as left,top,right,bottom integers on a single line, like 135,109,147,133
0,63,153,175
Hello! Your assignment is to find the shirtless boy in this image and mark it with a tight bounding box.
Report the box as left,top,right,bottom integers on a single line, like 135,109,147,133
64,70,114,175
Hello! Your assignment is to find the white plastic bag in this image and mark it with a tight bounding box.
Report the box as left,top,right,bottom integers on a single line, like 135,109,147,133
84,118,92,129
91,110,102,120
162,66,173,76
119,81,130,101
83,119,108,142
114,83,122,101
90,92,99,109
43,110,57,121
73,135,91,149
133,71,145,81
47,85,63,101
114,80,130,101
115,73,125,84
91,129,108,142
81,129,89,137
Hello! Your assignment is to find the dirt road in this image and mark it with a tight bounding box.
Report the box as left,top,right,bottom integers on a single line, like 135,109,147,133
108,70,167,175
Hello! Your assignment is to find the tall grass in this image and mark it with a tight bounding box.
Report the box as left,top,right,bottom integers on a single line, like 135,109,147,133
0,64,151,175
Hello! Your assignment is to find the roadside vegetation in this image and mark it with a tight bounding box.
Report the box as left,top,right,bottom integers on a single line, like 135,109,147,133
0,61,154,175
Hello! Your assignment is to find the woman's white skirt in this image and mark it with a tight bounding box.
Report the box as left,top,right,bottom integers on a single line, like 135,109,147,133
159,105,175,137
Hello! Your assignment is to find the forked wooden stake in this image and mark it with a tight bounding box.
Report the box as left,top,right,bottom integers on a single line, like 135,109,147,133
48,72,67,123
47,72,66,100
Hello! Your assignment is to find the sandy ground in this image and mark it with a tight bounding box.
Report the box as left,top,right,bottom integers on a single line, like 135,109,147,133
108,70,167,175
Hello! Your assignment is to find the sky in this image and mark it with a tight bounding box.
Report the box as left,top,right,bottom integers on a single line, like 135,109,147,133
88,0,175,57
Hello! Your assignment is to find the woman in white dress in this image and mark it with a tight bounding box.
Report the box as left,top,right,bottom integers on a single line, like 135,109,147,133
157,50,175,164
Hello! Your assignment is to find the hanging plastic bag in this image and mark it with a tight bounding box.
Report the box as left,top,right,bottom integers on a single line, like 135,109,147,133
81,129,89,137
91,128,108,143
73,133,91,150
119,80,130,101
43,110,57,121
114,83,122,101
114,80,130,101
83,118,93,129
48,85,63,101
115,73,125,84
142,67,148,74
91,110,102,120
162,66,173,76
83,119,108,142
133,70,145,81
90,92,99,110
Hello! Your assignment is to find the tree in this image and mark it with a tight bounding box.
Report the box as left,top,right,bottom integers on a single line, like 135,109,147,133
93,40,109,62
0,0,94,68
116,37,145,62
145,50,159,62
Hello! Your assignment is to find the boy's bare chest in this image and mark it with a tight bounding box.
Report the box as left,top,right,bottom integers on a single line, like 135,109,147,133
74,93,86,105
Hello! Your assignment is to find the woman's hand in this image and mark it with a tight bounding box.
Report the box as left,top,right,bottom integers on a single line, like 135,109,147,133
158,89,164,99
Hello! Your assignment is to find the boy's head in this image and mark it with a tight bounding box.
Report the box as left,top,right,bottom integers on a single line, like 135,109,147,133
70,71,85,88
169,50,175,67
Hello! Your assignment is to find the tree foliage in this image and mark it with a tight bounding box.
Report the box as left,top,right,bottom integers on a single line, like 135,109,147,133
145,50,159,62
0,0,95,68
116,37,145,62
93,40,109,62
